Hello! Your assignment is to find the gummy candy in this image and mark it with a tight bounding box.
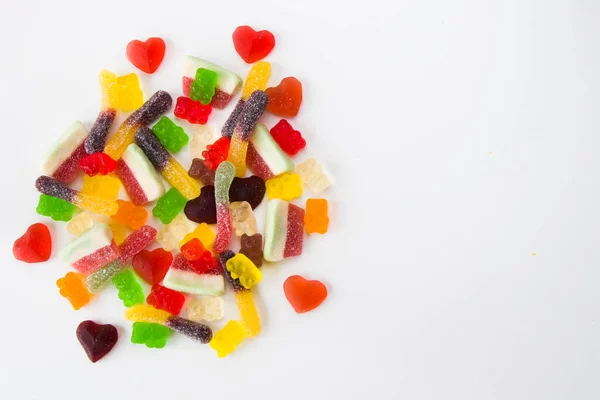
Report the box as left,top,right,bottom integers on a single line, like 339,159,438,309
109,223,127,245
153,188,187,224
226,253,262,289
152,116,189,153
187,296,224,322
270,119,306,156
179,223,216,251
234,290,260,336
265,77,303,117
295,157,331,194
283,275,327,313
135,127,201,200
76,320,118,363
13,223,51,263
202,137,230,171
84,109,116,154
126,37,166,74
230,201,257,236
79,153,117,176
246,123,294,180
81,174,121,201
60,223,119,275
229,176,266,209
213,161,235,253
36,194,77,222
227,90,270,177
67,212,104,236
263,199,304,262
111,200,148,230
184,185,217,224
188,158,215,186
182,56,242,108
240,233,263,267
125,304,171,324
209,320,248,357
219,250,245,292
131,322,171,348
305,198,329,234
163,253,225,296
156,214,193,251
190,68,218,105
180,238,208,262
174,96,213,125
146,284,185,315
242,62,271,99
232,26,275,63
132,248,173,285
189,125,214,159
265,172,303,201
113,269,145,307
56,272,93,310
41,121,87,184
36,176,118,216
99,70,144,111
221,99,245,139
114,143,165,205
105,90,173,160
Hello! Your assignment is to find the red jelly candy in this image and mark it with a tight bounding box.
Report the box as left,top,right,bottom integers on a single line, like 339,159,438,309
132,248,173,285
202,137,231,171
76,320,118,363
269,119,306,156
174,96,212,125
146,284,185,315
265,77,303,117
126,37,166,74
180,238,206,261
13,223,52,263
232,26,275,63
283,275,327,314
79,153,117,176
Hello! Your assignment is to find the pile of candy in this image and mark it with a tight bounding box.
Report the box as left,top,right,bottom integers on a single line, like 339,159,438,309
13,26,331,363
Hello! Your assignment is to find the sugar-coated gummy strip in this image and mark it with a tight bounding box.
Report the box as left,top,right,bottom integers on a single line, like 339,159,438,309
85,108,117,154
213,162,235,253
162,266,225,296
246,123,294,180
182,56,243,108
234,290,260,337
41,121,88,183
262,199,304,262
221,99,245,138
115,143,165,205
219,250,245,292
59,223,119,275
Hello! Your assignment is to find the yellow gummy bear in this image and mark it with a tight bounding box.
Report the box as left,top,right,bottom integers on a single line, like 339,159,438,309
108,222,127,245
100,69,144,111
242,61,271,99
81,174,121,201
209,320,248,358
265,172,303,201
226,253,262,289
179,223,216,251
125,305,172,324
234,290,260,336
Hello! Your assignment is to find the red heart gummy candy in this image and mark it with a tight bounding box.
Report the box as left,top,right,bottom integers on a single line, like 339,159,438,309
76,320,118,363
283,275,327,314
13,223,51,263
132,248,173,285
126,37,166,74
265,77,303,117
232,26,275,64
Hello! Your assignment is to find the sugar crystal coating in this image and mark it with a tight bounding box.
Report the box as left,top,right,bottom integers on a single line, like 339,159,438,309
125,304,171,324
116,143,165,205
36,176,118,216
221,99,245,139
134,127,170,169
165,317,212,343
234,289,260,336
182,56,242,108
41,121,87,184
85,109,117,154
59,223,119,275
213,162,235,253
242,62,271,99
246,123,294,180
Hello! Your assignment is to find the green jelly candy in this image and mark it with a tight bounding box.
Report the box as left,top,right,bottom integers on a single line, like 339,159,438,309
151,116,189,153
152,188,187,224
36,194,77,222
131,322,171,348
190,68,218,105
112,270,144,307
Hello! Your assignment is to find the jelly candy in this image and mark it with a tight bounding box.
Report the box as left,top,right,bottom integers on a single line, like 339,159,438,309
189,125,214,159
163,253,224,296
126,37,166,74
180,238,207,261
209,320,248,357
202,137,230,171
36,194,77,222
184,185,217,224
153,188,187,224
219,250,245,292
113,269,145,307
213,161,235,253
174,97,212,125
226,253,262,289
99,70,144,111
179,223,216,251
67,212,104,236
230,201,257,236
60,223,119,274
156,214,193,251
41,121,87,184
187,296,224,322
182,56,242,108
305,198,329,234
242,62,271,98
190,68,218,105
135,127,201,200
105,90,173,160
152,116,189,153
265,77,303,117
79,153,117,176
81,174,121,201
229,176,266,209
109,223,127,245
13,223,51,263
132,248,173,285
295,157,331,194
263,199,304,262
270,119,306,156
146,284,185,315
111,200,148,230
265,172,303,201
221,99,245,139
227,90,270,177
246,123,294,180
234,290,260,336
56,272,93,310
125,304,171,324
131,322,170,348
114,143,165,205
188,158,215,186
36,176,118,216
232,26,275,63
84,109,116,154
283,275,327,313
76,320,118,363
240,233,263,267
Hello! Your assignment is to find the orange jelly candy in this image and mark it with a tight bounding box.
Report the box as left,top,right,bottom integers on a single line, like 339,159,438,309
265,77,302,117
305,198,329,234
283,275,327,314
56,272,93,310
111,200,148,230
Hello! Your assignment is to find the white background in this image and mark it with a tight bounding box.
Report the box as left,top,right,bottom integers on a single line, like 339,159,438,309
0,0,599,399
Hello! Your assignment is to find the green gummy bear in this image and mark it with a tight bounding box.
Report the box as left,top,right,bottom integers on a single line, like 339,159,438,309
152,188,187,224
131,322,171,349
190,68,218,105
36,194,77,222
112,270,144,307
151,116,189,153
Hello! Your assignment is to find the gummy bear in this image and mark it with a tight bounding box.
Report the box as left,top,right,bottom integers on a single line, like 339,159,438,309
99,70,144,111
189,125,214,159
187,296,224,322
81,174,121,201
126,37,166,74
242,61,271,99
79,153,117,176
209,320,248,357
184,185,217,224
152,116,189,153
190,68,218,105
153,188,187,224
67,212,105,236
56,272,93,310
229,176,266,209
295,157,331,194
232,26,275,63
265,172,303,201
132,248,173,285
111,200,148,230
179,223,216,251
113,270,145,307
305,198,329,234
76,320,118,363
202,137,230,171
174,97,213,125
283,275,327,313
146,284,185,315
265,77,303,117
188,158,215,186
131,322,171,349
240,233,263,267
156,214,194,252
270,119,306,156
230,201,257,236
13,223,52,263
226,253,262,289
36,194,77,222
180,238,206,261
109,222,127,245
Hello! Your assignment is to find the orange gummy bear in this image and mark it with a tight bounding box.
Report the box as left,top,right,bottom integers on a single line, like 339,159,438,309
305,198,329,234
56,272,93,310
265,77,303,117
111,200,148,230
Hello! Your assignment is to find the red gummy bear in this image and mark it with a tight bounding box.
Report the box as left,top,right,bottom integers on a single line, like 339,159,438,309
269,119,306,156
174,96,212,125
13,223,52,263
283,275,327,314
132,248,173,285
146,284,185,315
202,137,231,171
126,37,166,74
232,26,275,64
180,238,206,261
79,153,117,176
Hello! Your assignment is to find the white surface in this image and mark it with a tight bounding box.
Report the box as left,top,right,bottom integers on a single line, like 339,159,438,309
1,0,599,399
